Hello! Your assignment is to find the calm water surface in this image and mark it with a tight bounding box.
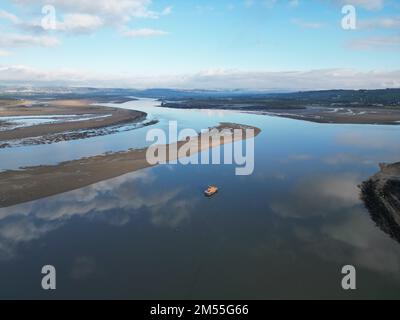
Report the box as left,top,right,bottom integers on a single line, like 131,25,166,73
1,99,400,299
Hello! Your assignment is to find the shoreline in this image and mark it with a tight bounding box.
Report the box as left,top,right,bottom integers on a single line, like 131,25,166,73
0,99,147,148
162,102,400,125
251,109,400,125
0,123,261,208
361,162,400,243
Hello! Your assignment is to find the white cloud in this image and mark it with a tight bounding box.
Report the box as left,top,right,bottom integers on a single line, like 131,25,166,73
2,1,172,37
247,0,384,10
0,34,60,48
11,0,171,21
121,28,169,38
4,12,105,35
244,0,296,9
0,65,98,83
359,17,400,29
56,13,104,33
161,6,173,16
0,65,399,90
288,0,299,8
263,0,278,9
291,18,325,29
183,68,400,90
244,0,255,8
348,35,400,50
0,9,21,24
195,5,215,14
333,0,385,10
0,50,12,57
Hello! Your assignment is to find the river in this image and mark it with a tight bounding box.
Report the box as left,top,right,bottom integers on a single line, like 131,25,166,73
0,98,400,299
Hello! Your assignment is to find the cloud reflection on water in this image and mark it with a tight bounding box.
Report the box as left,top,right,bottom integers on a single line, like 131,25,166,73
270,173,361,218
269,172,400,277
0,168,196,260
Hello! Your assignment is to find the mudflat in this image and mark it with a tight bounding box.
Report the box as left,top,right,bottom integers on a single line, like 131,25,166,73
0,123,261,208
162,100,400,125
254,107,400,125
0,99,147,144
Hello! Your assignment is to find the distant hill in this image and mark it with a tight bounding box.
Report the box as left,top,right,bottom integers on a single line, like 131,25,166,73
268,89,400,106
1,87,399,107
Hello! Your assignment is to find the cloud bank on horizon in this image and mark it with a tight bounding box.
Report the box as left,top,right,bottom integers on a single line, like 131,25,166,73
0,0,399,90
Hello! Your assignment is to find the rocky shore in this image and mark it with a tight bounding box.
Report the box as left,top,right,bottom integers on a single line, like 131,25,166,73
361,163,400,243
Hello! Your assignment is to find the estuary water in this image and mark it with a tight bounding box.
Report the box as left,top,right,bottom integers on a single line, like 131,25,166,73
0,99,400,299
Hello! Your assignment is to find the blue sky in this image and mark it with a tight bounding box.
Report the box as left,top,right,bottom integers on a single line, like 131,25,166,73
0,0,399,89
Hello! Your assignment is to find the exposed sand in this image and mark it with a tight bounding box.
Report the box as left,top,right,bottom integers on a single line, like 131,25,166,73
0,99,28,108
248,107,400,125
163,102,400,125
0,99,147,146
0,123,261,208
47,99,93,107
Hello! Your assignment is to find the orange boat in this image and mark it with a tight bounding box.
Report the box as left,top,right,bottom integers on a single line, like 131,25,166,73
204,185,218,197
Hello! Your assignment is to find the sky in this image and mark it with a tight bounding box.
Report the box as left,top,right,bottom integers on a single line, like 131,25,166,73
0,0,399,90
